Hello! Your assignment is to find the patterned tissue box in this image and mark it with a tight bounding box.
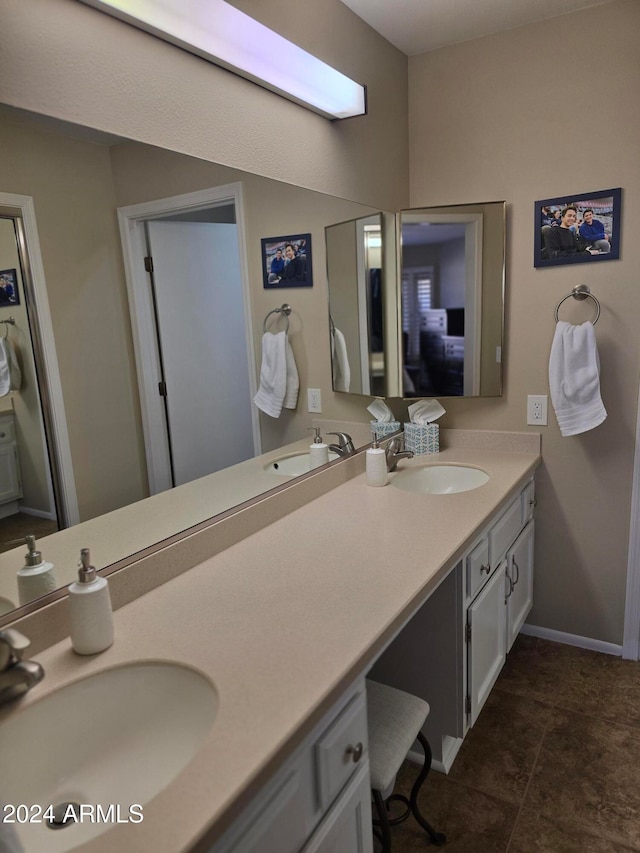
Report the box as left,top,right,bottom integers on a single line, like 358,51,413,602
369,420,401,438
404,423,440,454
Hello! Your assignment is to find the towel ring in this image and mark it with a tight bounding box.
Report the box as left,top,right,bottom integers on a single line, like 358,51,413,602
554,285,600,325
263,304,291,333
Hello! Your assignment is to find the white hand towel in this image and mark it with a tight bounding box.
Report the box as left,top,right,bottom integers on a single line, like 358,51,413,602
253,332,287,418
283,337,299,410
331,327,351,393
549,320,607,437
0,337,21,397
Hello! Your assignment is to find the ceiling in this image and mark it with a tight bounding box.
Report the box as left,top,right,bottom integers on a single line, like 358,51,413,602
339,0,615,55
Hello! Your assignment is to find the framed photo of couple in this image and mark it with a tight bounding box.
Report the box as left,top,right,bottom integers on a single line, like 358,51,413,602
534,187,621,268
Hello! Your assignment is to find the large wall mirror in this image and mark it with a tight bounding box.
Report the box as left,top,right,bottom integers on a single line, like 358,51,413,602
0,103,381,625
326,201,505,399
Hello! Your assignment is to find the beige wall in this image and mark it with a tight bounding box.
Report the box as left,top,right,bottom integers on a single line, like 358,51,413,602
408,0,640,644
0,0,409,210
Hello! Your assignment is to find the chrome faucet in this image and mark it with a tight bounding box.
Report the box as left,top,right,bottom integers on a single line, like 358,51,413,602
385,437,414,472
327,432,356,457
0,628,44,706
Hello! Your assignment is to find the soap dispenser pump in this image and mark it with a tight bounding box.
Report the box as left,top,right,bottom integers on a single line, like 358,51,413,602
68,548,114,655
17,535,57,605
366,432,388,487
307,427,329,470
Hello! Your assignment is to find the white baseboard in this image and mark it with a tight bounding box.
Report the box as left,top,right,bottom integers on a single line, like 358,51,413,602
19,505,57,521
520,623,622,657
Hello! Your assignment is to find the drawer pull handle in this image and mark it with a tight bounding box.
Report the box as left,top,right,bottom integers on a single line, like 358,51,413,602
529,497,537,507
512,558,520,586
0,432,6,438
345,742,363,763
480,563,491,575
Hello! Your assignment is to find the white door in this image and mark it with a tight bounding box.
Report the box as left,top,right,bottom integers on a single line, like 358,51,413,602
146,220,255,487
506,520,535,650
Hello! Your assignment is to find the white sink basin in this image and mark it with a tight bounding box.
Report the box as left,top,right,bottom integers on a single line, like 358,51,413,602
0,661,217,851
264,451,339,476
391,464,489,495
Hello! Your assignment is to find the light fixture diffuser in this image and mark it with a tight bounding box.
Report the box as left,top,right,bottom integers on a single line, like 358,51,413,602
78,0,367,120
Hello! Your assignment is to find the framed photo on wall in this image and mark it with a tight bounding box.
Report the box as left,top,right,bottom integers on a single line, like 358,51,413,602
534,188,621,268
261,233,312,288
0,269,20,305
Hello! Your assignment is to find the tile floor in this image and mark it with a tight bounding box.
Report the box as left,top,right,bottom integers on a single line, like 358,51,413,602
0,512,58,553
386,634,640,852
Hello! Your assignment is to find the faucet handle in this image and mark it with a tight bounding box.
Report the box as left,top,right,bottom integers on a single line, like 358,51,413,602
0,629,30,670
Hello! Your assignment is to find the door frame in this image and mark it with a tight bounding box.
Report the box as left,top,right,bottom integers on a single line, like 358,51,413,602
117,183,260,495
623,387,640,659
0,192,79,526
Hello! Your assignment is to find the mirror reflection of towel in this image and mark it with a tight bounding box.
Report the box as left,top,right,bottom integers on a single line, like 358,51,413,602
331,327,350,393
0,337,21,396
253,331,298,418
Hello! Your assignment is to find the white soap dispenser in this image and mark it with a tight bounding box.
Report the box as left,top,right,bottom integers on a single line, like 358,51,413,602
68,548,114,655
308,427,329,469
366,432,388,487
17,535,57,605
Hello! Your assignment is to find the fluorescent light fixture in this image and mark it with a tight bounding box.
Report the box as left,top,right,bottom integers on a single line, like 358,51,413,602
77,0,367,120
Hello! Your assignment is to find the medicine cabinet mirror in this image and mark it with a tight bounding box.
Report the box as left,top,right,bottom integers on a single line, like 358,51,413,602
326,201,506,399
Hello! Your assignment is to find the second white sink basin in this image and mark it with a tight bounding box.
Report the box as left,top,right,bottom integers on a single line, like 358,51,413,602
0,661,217,851
264,451,339,476
392,464,489,495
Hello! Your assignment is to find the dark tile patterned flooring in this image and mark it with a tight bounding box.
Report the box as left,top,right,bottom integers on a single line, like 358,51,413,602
386,635,640,852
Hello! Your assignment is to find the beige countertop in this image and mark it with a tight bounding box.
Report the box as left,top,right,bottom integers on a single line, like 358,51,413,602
0,441,540,852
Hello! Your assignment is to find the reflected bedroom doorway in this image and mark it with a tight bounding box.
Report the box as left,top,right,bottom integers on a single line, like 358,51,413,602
118,184,260,494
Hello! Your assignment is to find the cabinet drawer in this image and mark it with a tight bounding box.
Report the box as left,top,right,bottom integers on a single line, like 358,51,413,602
315,689,367,812
489,494,522,568
521,480,536,524
466,536,491,601
0,415,16,444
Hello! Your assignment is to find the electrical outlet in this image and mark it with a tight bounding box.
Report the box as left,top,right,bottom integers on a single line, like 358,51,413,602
307,388,322,413
527,395,548,426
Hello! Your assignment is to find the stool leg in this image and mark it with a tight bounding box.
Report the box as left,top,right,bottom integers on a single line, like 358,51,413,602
409,732,446,845
372,789,392,853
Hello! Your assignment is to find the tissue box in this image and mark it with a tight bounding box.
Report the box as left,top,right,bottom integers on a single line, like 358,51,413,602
370,420,401,438
404,423,439,454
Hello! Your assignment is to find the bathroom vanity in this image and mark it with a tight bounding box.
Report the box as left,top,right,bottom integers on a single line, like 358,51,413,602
0,431,539,853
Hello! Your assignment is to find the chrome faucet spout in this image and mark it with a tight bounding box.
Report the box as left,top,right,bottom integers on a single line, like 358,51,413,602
326,432,356,457
385,437,414,472
0,629,44,706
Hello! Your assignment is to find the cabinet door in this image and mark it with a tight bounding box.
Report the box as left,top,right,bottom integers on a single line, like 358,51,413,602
467,562,507,727
303,762,373,853
506,520,534,651
0,442,21,503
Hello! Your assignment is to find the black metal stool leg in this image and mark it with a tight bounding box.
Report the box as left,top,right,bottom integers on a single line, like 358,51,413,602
372,789,392,853
409,732,446,845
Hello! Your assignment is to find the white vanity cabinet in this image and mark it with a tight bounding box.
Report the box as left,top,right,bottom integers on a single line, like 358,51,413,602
465,478,535,728
211,681,373,853
0,412,22,515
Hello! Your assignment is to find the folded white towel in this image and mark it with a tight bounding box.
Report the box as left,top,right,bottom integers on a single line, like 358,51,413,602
0,337,21,397
331,327,351,393
253,332,299,418
549,321,607,437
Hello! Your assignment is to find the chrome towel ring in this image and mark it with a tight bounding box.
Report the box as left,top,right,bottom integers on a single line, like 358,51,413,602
263,303,291,333
554,285,600,325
